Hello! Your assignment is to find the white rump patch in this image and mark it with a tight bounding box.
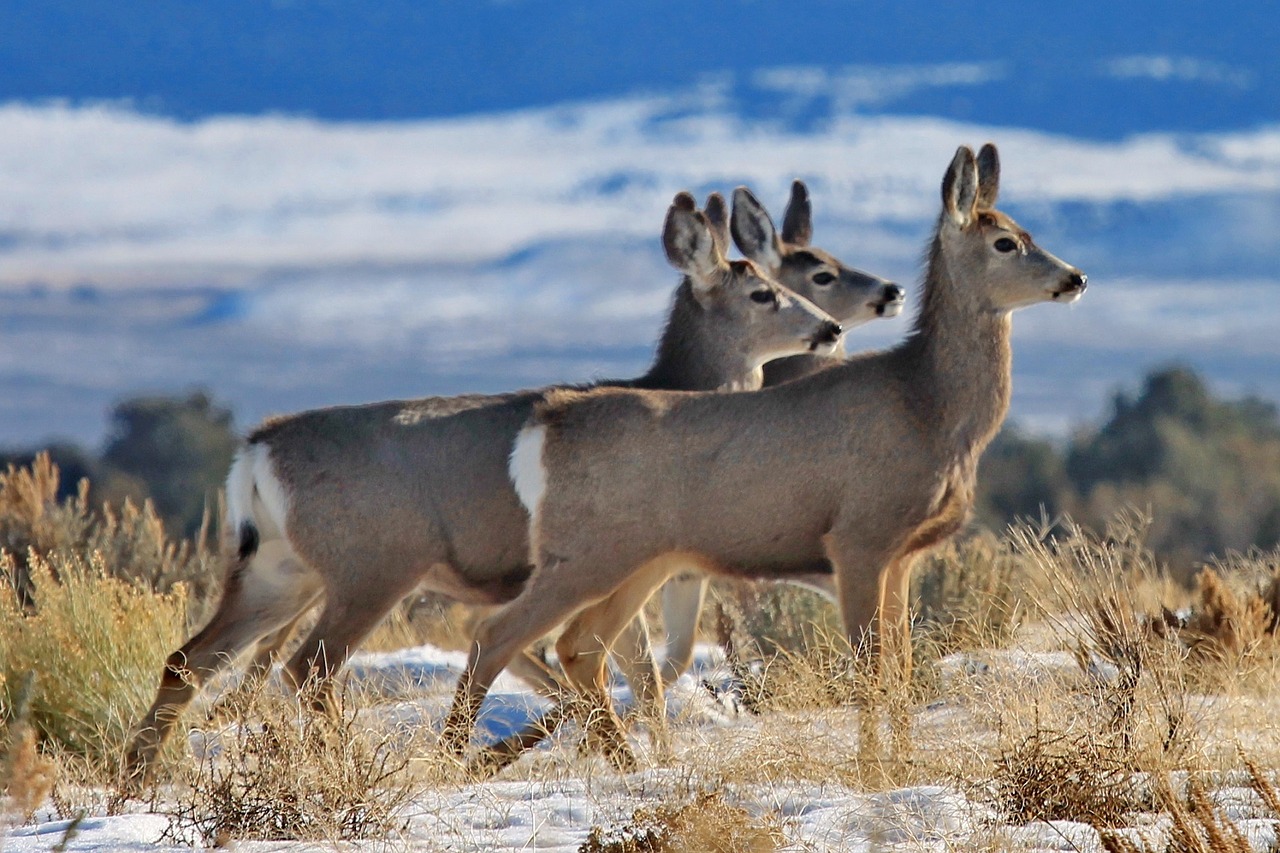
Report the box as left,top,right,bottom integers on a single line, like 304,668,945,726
509,424,547,516
225,443,291,541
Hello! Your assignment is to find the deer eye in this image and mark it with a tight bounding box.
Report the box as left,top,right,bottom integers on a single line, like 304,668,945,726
994,237,1018,253
750,289,777,305
812,272,836,285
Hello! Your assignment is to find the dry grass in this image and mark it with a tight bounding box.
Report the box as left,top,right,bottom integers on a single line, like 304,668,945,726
162,683,416,844
0,453,219,609
578,790,784,853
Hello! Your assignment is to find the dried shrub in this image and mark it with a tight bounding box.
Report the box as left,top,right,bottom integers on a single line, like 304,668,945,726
579,791,784,853
913,529,1025,656
992,727,1146,827
163,686,413,844
1012,514,1194,758
0,453,219,610
0,551,189,767
709,581,840,660
1099,775,1258,853
1180,565,1280,677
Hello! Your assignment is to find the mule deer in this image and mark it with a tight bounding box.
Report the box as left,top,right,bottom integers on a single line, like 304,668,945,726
611,181,903,700
442,143,1087,770
122,191,847,781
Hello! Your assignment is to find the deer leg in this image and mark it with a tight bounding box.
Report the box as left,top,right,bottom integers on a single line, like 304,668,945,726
657,573,708,685
205,596,321,721
876,553,918,688
281,577,422,717
612,614,660,722
440,565,600,763
823,535,898,667
504,648,570,698
555,560,680,770
125,541,321,783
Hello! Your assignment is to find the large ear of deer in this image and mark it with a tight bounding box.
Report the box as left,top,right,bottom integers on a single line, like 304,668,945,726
663,192,723,302
702,192,730,257
781,179,813,247
976,143,1000,209
942,145,979,228
730,186,783,272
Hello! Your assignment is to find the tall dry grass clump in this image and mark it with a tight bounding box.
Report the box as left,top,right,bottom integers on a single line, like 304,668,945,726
578,790,784,853
163,685,414,845
0,551,190,771
0,453,216,778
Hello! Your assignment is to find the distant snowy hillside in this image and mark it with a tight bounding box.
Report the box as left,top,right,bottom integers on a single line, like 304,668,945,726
1,91,1278,444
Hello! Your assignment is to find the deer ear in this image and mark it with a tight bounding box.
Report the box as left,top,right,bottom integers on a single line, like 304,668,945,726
702,192,731,257
730,186,783,273
975,143,1000,209
663,193,723,289
780,180,813,247
942,146,979,227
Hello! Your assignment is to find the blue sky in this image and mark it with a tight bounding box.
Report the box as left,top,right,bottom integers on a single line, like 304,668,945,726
0,2,1277,445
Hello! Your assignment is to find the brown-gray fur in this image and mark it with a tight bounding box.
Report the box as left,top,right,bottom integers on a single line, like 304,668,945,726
122,191,844,782
443,144,1088,771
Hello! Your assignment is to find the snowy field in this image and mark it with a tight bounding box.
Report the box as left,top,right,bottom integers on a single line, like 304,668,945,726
6,638,1280,852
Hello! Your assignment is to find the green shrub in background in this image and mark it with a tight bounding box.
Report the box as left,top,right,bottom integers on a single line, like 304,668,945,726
0,551,189,768
0,453,216,772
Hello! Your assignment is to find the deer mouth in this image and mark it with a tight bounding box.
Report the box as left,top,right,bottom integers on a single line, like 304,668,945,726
1050,274,1088,303
807,321,844,354
872,284,907,317
873,297,905,317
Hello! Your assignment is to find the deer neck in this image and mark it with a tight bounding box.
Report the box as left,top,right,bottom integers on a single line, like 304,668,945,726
906,235,1013,461
630,280,765,392
762,343,846,387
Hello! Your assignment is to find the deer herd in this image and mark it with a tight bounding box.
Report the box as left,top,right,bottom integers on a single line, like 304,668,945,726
124,143,1087,783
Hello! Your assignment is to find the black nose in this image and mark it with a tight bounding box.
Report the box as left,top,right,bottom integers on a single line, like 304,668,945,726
884,283,905,302
817,321,843,344
1069,272,1087,291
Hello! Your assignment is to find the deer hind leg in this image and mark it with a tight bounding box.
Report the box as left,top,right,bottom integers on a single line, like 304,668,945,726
610,571,706,715
205,595,321,722
657,572,708,685
281,574,423,718
125,540,321,782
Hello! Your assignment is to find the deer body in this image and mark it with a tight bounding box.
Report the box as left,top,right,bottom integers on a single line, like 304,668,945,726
443,144,1087,770
123,192,850,781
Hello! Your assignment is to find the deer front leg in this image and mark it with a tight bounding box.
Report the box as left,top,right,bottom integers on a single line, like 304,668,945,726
875,554,918,689
555,564,676,771
440,559,596,766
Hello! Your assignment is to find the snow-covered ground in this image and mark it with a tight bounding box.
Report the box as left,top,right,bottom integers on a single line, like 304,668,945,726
6,641,1280,852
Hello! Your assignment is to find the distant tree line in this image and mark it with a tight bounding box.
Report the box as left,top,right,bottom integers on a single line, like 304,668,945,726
1,392,237,540
976,366,1280,577
4,367,1279,577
